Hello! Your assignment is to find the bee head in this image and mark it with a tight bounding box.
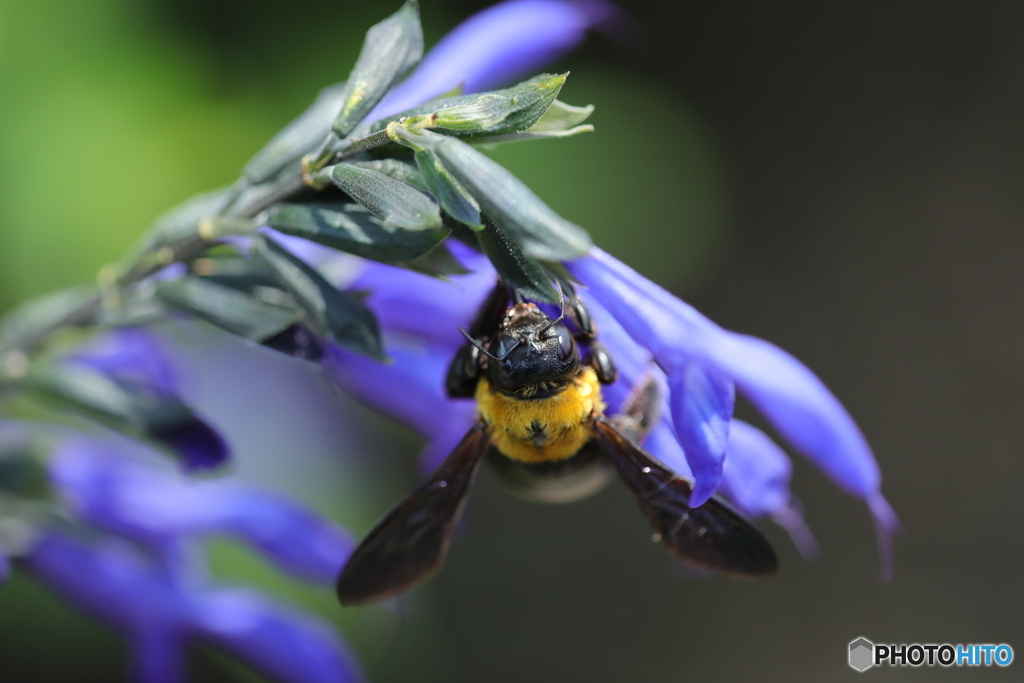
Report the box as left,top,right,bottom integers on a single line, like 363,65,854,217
485,304,579,393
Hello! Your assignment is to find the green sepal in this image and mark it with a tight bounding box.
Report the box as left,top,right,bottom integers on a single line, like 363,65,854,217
403,240,471,277
156,276,300,342
370,73,567,139
126,188,233,263
0,285,98,353
348,159,427,192
244,82,347,184
250,235,385,360
332,0,423,138
329,163,441,230
469,100,595,144
389,127,482,228
265,201,450,265
392,128,591,260
476,221,559,303
0,433,51,500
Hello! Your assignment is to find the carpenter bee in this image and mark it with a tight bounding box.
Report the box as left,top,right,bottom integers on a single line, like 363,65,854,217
336,280,777,606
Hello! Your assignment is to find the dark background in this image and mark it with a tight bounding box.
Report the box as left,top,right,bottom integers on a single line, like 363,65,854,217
1,0,1022,680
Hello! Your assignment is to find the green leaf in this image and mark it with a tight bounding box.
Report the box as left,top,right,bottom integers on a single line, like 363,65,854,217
393,129,591,260
156,276,300,341
244,82,348,184
528,99,594,132
413,148,482,228
403,240,471,277
136,188,233,254
370,74,567,139
468,100,595,144
250,235,385,359
0,285,98,352
348,159,428,192
332,0,423,138
330,163,441,229
265,201,449,264
476,221,559,303
0,433,51,500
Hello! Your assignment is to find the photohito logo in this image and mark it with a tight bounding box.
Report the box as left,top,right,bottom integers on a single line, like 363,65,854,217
848,637,1014,672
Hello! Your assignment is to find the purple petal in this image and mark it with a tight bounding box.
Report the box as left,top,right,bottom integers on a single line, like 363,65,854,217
326,341,478,473
151,418,229,472
352,243,495,348
570,248,897,572
195,589,363,683
368,0,617,122
719,420,819,557
667,362,734,506
68,327,178,394
50,439,354,584
25,533,194,630
130,631,186,683
571,250,886,494
643,420,693,478
26,533,361,683
720,420,792,518
64,327,229,471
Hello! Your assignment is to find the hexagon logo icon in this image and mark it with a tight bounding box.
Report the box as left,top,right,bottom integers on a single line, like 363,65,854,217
849,637,875,672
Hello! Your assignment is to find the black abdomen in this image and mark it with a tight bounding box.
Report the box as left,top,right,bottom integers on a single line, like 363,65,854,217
487,440,612,504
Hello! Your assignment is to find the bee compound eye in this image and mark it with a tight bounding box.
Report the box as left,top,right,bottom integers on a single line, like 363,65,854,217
555,325,576,361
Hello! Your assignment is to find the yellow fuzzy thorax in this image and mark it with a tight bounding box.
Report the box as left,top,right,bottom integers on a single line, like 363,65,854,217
475,367,605,464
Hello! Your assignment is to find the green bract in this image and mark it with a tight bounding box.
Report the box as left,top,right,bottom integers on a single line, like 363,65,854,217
251,235,385,360
331,0,423,139
390,127,592,260
329,163,442,230
380,73,568,138
266,201,450,265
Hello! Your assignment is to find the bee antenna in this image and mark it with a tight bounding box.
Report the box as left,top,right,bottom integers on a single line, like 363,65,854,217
459,328,521,362
537,281,566,339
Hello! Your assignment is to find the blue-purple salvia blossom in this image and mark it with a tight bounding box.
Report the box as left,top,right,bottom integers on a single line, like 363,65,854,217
65,328,229,471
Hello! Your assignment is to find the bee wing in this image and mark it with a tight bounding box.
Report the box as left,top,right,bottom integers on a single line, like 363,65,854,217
593,418,778,578
337,425,491,606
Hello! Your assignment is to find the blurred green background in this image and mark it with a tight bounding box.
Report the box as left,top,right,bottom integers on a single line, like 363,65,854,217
2,0,1023,680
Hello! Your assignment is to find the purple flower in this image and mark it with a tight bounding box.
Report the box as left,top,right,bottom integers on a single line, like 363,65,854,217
367,0,617,123
22,436,362,683
49,438,354,584
66,328,229,471
25,533,362,683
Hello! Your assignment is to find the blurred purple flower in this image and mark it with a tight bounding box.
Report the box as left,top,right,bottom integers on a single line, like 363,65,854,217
25,533,361,683
23,436,361,683
50,438,354,583
368,0,617,122
67,327,229,471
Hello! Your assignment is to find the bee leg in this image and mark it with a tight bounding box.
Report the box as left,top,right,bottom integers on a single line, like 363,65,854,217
568,290,596,339
558,285,618,384
445,342,482,397
589,341,618,385
446,279,511,398
609,373,662,445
